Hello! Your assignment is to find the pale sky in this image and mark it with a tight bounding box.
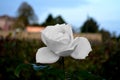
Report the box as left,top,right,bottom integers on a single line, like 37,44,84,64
0,0,120,35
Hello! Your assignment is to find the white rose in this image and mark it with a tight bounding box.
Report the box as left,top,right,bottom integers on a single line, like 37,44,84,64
36,24,92,63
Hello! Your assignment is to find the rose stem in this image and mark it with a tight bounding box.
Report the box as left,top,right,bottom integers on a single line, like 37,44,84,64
61,57,65,79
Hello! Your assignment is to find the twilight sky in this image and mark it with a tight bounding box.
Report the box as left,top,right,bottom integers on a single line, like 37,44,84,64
0,0,120,35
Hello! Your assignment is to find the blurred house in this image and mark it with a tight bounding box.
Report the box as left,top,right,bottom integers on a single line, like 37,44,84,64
0,15,16,30
26,26,45,33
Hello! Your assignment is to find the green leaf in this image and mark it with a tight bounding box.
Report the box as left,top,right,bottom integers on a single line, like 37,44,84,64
14,63,30,77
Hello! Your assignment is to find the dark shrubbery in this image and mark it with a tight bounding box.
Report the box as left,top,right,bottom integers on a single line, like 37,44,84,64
0,36,120,80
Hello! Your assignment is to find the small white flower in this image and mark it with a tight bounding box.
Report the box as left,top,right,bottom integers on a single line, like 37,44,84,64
36,24,92,63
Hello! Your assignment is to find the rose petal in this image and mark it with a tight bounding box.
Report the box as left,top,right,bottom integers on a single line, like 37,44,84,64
41,24,72,44
55,24,73,41
62,24,74,41
70,37,92,59
41,33,69,54
36,47,60,63
41,24,73,54
57,49,74,56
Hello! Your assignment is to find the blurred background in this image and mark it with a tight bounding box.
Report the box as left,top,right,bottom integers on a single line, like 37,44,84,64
0,0,120,80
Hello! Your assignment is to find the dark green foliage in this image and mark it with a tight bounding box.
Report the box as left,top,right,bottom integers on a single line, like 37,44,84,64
81,17,99,33
0,38,44,80
68,70,102,80
100,29,111,42
54,15,66,24
101,40,120,80
102,52,120,80
42,14,55,26
0,36,120,80
41,14,66,26
15,2,38,29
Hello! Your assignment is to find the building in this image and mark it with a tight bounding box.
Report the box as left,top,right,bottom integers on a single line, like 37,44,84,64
0,15,16,30
26,26,45,33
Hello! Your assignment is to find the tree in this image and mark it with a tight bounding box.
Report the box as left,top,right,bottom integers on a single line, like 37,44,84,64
41,14,55,26
81,17,99,33
100,29,111,41
16,2,38,29
54,15,66,24
41,14,66,26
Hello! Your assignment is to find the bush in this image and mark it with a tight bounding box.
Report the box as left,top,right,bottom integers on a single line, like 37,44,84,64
0,37,120,80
